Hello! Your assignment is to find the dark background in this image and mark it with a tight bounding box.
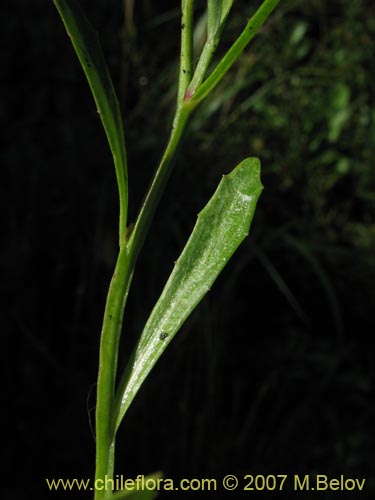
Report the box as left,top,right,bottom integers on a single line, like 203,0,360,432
2,0,374,498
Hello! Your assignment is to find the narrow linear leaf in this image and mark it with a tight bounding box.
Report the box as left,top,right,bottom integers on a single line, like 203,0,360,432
207,0,233,41
207,0,222,39
114,158,263,431
53,0,128,241
189,0,280,104
220,0,233,28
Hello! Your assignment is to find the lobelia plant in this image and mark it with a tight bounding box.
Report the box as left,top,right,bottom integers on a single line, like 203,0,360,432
52,0,280,498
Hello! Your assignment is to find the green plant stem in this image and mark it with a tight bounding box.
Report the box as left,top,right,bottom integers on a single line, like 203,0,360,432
189,0,280,104
126,104,192,273
95,103,192,498
186,1,222,96
95,5,195,494
123,0,196,279
177,0,194,106
95,247,133,499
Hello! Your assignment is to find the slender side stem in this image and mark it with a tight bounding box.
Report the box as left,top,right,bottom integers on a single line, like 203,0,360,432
186,1,221,96
186,33,216,97
95,246,133,499
126,104,192,273
177,0,194,106
189,0,280,105
125,0,195,270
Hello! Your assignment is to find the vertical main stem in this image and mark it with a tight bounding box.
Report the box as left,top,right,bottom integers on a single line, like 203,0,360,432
94,2,280,494
94,5,195,492
95,104,193,498
95,246,133,499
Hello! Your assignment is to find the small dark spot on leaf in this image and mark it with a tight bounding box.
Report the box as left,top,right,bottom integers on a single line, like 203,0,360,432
181,23,185,29
160,332,169,340
183,69,186,74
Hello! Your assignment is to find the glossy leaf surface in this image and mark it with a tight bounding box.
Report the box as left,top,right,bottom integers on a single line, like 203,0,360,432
114,157,263,430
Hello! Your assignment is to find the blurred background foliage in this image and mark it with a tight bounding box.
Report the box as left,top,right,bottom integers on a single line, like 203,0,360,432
2,0,374,498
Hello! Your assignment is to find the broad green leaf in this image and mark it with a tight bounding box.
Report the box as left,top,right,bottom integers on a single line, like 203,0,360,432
111,472,162,500
113,158,263,431
53,0,128,241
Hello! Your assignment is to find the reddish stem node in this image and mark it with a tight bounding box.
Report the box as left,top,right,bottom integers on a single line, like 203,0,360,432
183,88,194,101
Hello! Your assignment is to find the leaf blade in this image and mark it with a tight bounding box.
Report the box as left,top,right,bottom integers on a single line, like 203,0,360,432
114,157,263,431
207,0,222,40
220,0,233,28
53,0,128,242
